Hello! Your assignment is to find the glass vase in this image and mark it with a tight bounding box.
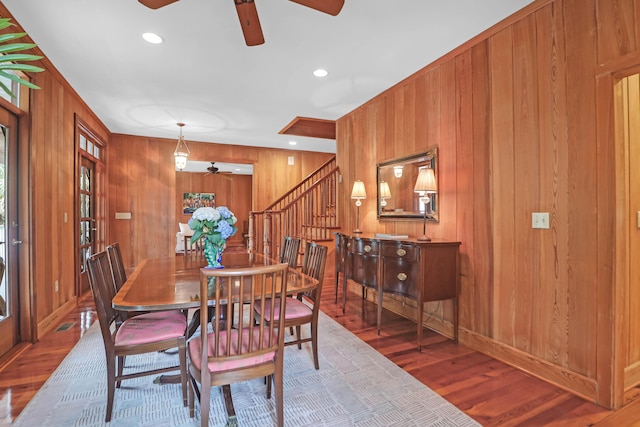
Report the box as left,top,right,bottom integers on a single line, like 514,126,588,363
203,239,225,269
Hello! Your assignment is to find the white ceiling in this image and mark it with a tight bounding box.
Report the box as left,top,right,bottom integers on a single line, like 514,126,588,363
2,0,533,154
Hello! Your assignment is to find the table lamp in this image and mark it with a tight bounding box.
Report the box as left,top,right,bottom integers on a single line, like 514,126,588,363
351,180,366,234
413,168,437,241
379,181,391,207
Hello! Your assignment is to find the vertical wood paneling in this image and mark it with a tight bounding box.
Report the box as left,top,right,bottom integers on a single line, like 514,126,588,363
563,0,599,379
471,40,493,336
535,2,571,368
455,50,474,331
439,61,458,325
109,134,332,268
512,13,540,354
336,0,640,407
490,26,517,346
175,172,252,246
597,0,637,64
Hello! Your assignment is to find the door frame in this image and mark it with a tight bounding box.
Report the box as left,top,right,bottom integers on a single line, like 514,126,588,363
595,57,640,409
74,116,106,298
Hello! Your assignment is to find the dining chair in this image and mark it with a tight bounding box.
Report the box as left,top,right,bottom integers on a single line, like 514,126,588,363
188,262,289,427
86,251,188,422
255,242,327,369
106,243,127,291
279,236,300,268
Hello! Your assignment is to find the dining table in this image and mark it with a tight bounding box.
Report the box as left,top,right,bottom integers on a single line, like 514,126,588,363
112,251,318,426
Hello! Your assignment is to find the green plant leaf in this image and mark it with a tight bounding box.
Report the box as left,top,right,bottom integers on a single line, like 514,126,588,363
0,53,42,62
0,63,44,72
0,17,43,98
0,43,37,54
0,32,27,43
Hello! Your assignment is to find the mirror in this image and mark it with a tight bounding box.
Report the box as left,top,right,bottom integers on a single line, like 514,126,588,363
376,147,438,221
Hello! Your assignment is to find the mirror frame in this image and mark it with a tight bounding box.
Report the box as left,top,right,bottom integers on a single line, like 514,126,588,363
376,146,438,221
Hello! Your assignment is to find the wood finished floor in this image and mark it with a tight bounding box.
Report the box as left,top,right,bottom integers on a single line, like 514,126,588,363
0,280,637,426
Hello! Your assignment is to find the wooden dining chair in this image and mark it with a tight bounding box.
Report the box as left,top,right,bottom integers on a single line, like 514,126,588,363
255,242,327,369
188,262,289,427
279,236,300,268
86,251,188,422
106,243,127,291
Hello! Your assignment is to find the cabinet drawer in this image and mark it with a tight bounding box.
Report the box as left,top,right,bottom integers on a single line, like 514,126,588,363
381,243,417,261
350,239,380,256
381,259,419,298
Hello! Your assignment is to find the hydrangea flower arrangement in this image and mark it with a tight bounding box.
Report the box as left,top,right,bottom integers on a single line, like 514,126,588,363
188,206,238,246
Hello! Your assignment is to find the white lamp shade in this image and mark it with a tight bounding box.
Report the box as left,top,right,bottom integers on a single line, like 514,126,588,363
414,168,437,193
379,181,391,199
175,154,188,170
351,180,367,199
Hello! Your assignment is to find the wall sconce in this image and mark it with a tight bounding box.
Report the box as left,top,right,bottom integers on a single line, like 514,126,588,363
413,168,437,241
351,180,366,234
174,122,190,170
393,165,404,178
379,181,391,207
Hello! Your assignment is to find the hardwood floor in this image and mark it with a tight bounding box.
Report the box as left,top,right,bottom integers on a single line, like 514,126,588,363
0,280,636,426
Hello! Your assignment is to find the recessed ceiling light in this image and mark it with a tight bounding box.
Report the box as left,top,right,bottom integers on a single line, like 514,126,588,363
289,141,297,146
142,32,163,44
313,69,328,78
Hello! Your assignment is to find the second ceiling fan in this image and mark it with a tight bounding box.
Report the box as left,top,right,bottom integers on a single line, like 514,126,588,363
138,0,345,46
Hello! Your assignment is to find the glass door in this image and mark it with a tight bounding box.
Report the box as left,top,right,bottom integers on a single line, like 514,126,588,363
78,157,96,295
0,108,20,358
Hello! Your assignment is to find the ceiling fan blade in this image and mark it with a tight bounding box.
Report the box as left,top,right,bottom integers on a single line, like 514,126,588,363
138,0,180,9
234,1,265,46
289,0,344,16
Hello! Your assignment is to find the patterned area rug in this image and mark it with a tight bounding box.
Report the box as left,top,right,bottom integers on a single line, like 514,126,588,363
11,311,480,427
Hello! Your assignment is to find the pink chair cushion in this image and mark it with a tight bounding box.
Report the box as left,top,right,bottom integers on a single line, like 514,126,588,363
256,297,312,322
188,327,277,372
115,311,187,346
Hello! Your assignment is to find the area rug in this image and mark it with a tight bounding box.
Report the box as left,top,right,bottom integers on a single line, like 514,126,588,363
10,311,480,427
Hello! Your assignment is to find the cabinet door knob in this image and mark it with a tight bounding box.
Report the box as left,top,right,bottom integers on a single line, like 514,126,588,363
396,248,407,256
364,245,372,253
397,273,407,281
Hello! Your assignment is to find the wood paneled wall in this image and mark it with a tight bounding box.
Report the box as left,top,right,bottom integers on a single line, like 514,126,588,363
24,41,110,337
336,0,640,408
175,172,252,246
108,134,333,269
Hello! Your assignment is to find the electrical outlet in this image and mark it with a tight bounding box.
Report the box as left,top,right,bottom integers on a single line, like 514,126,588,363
54,280,59,292
532,212,550,229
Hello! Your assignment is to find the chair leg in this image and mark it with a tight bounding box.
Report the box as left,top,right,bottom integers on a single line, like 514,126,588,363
106,357,116,422
312,321,319,370
116,355,125,388
200,382,210,427
295,325,302,349
179,342,188,406
266,374,272,399
275,368,283,427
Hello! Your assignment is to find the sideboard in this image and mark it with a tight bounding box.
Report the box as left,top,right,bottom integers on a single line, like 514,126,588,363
335,232,461,351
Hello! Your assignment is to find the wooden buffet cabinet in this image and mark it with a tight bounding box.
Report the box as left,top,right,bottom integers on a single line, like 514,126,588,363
335,233,461,350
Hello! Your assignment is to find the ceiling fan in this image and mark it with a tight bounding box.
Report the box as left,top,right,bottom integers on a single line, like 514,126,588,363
204,162,233,175
138,0,345,46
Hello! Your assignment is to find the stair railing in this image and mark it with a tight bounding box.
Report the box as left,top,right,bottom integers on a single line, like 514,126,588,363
248,157,338,263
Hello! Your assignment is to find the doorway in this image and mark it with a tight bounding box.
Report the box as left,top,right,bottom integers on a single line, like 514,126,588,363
76,121,105,297
0,108,20,358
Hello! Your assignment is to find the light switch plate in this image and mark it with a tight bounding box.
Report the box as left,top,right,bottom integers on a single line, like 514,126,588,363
532,212,549,229
115,212,132,220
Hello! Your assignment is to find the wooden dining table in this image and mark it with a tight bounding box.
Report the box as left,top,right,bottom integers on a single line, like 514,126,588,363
112,252,318,426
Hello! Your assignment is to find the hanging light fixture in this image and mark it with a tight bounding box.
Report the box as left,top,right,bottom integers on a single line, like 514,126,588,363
174,122,190,170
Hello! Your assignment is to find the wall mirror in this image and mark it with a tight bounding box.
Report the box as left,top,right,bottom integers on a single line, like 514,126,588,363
376,146,438,221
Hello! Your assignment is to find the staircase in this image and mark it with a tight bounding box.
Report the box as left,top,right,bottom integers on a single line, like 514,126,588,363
248,157,339,264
